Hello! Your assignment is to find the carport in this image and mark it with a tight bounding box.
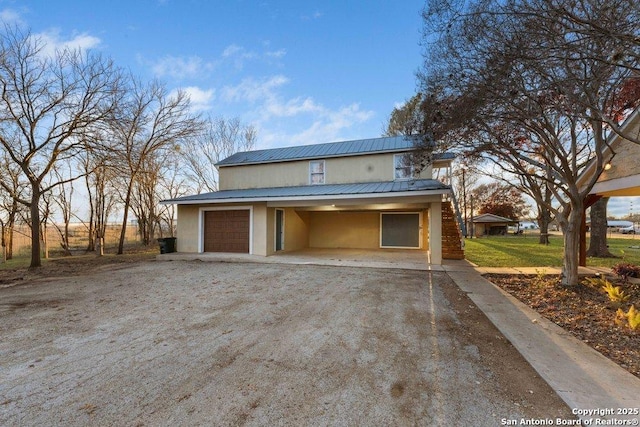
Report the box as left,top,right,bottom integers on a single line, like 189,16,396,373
163,180,450,261
471,213,518,237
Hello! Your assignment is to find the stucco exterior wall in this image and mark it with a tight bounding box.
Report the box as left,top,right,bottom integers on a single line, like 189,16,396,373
252,204,268,256
422,209,429,250
429,202,442,264
283,209,310,252
176,204,200,253
308,211,380,249
218,152,433,190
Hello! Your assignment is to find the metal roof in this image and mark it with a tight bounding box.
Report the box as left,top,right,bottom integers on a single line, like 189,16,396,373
472,213,518,223
216,135,453,167
162,179,450,204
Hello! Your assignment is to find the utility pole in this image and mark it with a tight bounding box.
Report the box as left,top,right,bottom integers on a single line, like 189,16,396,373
470,194,474,239
462,167,468,238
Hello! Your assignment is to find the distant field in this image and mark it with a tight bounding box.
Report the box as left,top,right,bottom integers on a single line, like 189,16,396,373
464,234,640,268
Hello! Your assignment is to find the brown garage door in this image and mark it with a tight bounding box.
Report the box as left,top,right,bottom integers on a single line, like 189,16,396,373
203,210,250,253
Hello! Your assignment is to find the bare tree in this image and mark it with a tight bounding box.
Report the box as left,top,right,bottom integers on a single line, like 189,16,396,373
416,0,640,286
0,27,120,268
157,156,191,238
180,116,256,193
78,139,119,253
107,77,203,254
50,164,75,256
39,190,54,260
130,155,164,246
0,152,27,260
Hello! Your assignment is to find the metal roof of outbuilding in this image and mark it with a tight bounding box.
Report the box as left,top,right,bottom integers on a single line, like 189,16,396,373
216,135,452,167
162,179,450,204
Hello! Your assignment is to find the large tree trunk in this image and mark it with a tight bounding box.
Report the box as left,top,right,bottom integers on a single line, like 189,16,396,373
117,181,134,255
538,205,551,245
561,207,583,287
6,204,16,260
586,197,615,258
1,223,5,263
538,180,552,245
30,190,42,268
86,177,96,252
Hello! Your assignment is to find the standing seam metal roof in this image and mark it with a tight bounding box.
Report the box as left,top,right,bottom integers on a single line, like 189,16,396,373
216,135,440,167
163,179,450,204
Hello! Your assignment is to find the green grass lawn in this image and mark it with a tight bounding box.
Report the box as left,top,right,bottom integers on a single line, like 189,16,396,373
464,234,640,268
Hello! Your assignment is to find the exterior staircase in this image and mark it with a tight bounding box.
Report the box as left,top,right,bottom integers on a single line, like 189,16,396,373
442,201,465,260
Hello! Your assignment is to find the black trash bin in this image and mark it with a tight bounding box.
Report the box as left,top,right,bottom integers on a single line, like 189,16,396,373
158,237,177,254
158,238,167,254
165,237,177,253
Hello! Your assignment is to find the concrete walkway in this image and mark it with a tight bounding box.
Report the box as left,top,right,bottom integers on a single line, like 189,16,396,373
159,250,640,422
443,260,640,423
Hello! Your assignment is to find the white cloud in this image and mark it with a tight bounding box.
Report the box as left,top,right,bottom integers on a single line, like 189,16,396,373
265,49,286,59
285,103,375,145
222,44,246,58
150,55,215,80
147,43,283,80
33,29,101,56
221,75,375,147
221,43,286,69
301,10,323,21
0,8,23,25
221,75,289,103
608,197,640,218
178,86,215,112
265,97,323,117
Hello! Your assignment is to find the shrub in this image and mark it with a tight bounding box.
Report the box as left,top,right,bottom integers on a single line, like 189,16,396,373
611,262,640,282
601,280,630,304
616,306,640,330
584,276,607,289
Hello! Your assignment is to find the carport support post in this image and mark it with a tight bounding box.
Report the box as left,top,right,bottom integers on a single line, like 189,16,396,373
430,201,442,264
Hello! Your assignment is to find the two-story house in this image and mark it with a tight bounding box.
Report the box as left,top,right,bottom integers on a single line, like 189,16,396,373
162,135,463,264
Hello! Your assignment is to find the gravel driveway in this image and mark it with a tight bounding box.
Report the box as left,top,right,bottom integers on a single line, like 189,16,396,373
0,260,572,426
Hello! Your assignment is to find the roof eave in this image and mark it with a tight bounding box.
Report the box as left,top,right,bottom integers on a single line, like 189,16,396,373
216,147,433,168
160,188,451,205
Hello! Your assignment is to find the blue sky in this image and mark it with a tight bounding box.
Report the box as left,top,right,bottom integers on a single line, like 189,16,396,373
1,0,425,149
1,1,637,218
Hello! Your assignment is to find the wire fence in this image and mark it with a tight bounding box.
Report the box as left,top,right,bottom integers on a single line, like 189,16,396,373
6,223,141,257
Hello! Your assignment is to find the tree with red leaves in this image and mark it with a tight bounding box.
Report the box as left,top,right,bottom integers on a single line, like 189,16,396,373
472,183,530,220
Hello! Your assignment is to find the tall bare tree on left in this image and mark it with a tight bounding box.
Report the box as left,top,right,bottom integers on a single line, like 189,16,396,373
0,27,121,268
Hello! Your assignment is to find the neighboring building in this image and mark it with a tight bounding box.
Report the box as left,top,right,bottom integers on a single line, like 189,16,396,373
162,136,464,264
472,213,518,236
585,220,632,231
